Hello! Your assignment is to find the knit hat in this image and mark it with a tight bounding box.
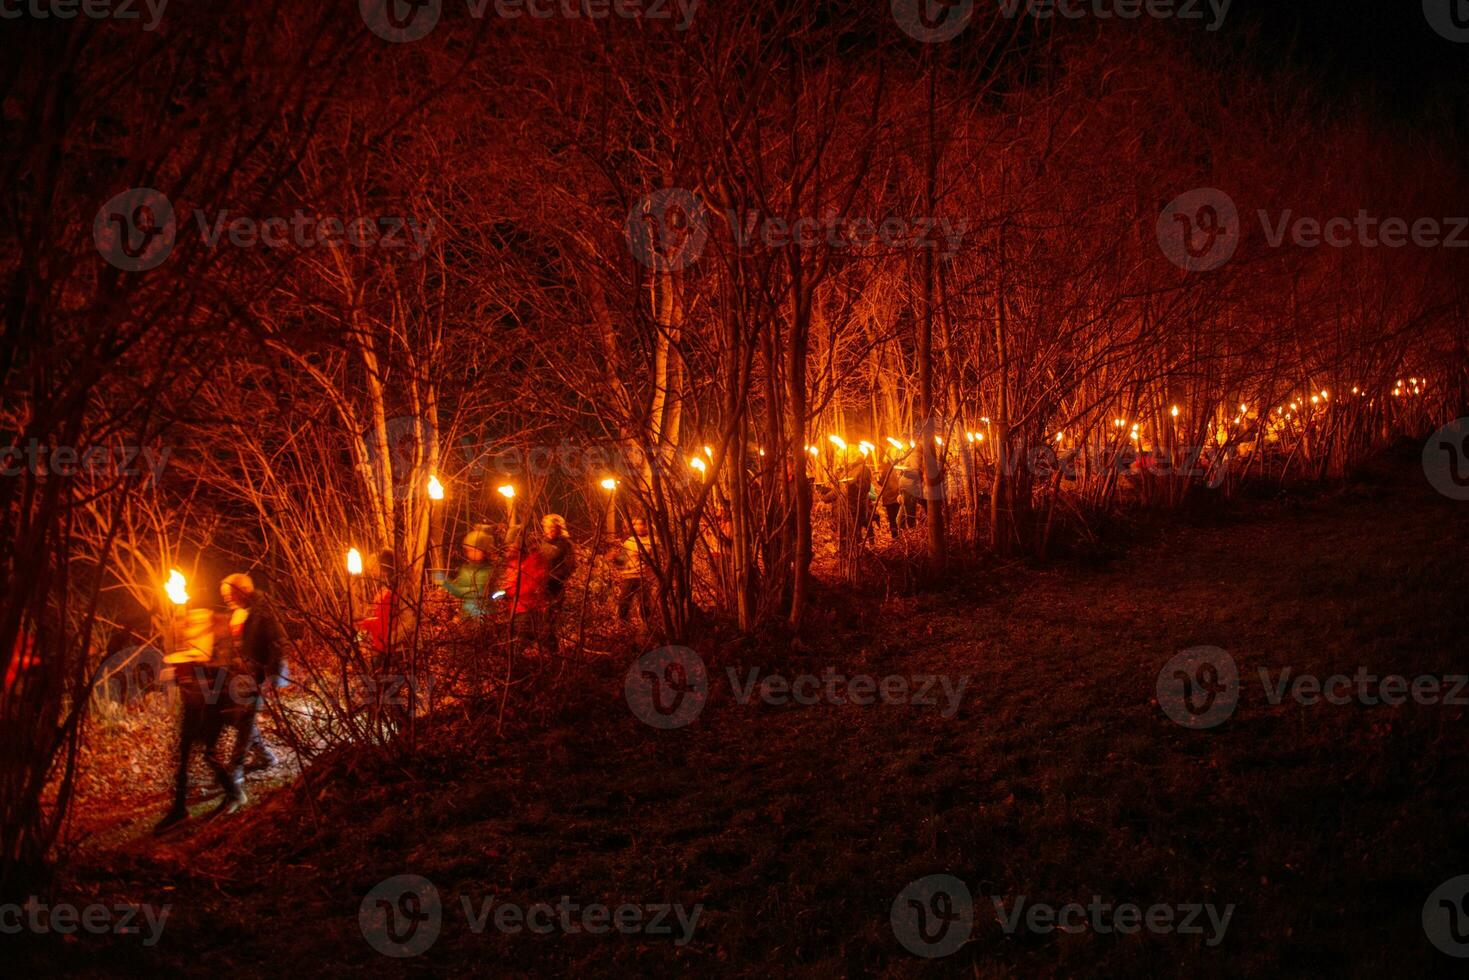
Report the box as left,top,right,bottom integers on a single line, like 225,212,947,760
219,573,255,600
462,524,498,554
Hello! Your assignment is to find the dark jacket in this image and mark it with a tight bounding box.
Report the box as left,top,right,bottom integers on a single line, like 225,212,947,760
237,606,285,686
541,536,576,596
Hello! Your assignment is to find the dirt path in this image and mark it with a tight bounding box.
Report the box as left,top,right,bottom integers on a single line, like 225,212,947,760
23,452,1469,977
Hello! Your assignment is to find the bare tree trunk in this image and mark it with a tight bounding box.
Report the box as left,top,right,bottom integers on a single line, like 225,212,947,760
919,64,947,570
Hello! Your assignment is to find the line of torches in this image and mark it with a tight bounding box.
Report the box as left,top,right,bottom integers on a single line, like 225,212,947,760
677,376,1429,476
161,374,1428,604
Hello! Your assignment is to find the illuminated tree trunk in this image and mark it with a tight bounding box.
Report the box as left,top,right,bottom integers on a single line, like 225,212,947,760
919,64,946,570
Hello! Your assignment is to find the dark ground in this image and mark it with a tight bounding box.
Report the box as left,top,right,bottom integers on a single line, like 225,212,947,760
15,445,1469,977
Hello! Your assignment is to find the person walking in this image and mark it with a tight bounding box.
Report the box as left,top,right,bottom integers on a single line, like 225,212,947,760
612,517,652,625
220,573,286,773
357,549,411,667
155,608,254,834
538,514,576,651
443,525,498,618
499,535,554,652
876,449,904,540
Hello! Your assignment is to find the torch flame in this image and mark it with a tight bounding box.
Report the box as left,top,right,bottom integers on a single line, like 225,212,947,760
426,474,445,500
497,484,516,499
346,548,363,576
164,569,188,606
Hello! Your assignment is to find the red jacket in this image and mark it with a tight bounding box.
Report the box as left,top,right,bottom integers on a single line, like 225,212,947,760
357,587,401,653
499,547,551,615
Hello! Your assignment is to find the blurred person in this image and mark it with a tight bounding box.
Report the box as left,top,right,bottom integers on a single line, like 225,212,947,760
538,514,576,651
220,573,286,773
156,612,252,834
499,535,555,652
875,449,904,540
443,524,498,618
357,549,412,666
539,514,576,609
612,517,653,625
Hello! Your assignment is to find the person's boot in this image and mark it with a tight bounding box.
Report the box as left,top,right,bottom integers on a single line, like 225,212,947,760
244,744,278,773
210,770,248,819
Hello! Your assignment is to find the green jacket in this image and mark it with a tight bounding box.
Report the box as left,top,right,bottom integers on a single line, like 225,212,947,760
443,561,494,617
